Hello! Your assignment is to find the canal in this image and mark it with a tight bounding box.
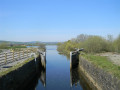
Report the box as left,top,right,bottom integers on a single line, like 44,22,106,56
29,45,91,90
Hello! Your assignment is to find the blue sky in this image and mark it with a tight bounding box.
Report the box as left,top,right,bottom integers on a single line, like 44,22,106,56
0,0,120,42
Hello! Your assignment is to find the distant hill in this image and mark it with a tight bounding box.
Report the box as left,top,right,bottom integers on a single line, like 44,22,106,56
43,42,59,45
0,40,59,45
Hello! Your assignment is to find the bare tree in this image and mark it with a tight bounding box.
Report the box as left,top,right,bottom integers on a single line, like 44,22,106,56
107,35,113,42
38,43,46,52
76,34,89,42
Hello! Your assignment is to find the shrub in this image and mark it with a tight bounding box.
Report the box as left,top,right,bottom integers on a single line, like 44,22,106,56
81,36,109,53
114,35,120,53
57,34,120,55
0,43,8,49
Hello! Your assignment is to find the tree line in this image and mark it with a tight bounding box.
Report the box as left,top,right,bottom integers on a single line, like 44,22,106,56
57,34,120,54
0,42,46,52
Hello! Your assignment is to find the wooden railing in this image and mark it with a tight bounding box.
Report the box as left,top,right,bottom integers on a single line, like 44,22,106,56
0,48,38,67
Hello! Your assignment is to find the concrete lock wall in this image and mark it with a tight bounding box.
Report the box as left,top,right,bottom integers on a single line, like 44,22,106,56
0,54,45,90
79,57,120,90
70,51,120,90
70,52,79,69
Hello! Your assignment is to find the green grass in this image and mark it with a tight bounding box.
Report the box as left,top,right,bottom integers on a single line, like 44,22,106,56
0,45,27,49
0,57,34,77
0,50,2,53
7,46,27,49
81,53,120,79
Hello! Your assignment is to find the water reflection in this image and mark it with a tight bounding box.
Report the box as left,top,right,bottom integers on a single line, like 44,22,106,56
25,56,46,90
29,45,92,90
39,62,46,87
37,55,46,88
58,52,70,60
70,58,92,90
70,67,80,87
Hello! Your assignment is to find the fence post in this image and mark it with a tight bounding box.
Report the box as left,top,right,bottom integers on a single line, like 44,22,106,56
13,51,14,61
4,53,7,64
23,50,24,58
30,49,32,56
27,49,28,57
70,52,72,69
19,51,20,59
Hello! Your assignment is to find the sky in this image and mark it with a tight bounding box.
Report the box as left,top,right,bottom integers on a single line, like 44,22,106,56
0,0,120,42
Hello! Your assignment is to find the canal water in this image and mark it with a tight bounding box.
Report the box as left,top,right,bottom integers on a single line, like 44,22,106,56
31,45,91,90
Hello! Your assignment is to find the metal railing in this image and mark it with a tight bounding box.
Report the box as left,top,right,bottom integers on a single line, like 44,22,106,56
0,48,38,67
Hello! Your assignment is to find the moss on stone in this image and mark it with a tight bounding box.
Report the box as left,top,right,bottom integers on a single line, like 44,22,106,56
0,57,34,77
81,53,120,79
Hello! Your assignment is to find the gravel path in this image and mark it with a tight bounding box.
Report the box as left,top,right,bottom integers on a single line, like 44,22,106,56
97,52,120,66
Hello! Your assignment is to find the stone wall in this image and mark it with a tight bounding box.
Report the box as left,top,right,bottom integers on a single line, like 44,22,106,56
79,56,120,90
0,55,41,90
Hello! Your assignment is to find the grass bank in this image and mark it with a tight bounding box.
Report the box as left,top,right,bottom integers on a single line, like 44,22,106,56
81,53,120,79
7,46,27,49
0,57,34,77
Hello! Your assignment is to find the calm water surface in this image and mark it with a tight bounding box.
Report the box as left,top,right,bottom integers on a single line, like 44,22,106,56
34,45,90,90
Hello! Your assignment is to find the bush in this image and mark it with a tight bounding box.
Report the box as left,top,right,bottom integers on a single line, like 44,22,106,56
81,36,109,53
114,35,120,53
57,40,78,54
0,43,8,49
38,43,46,52
57,34,120,55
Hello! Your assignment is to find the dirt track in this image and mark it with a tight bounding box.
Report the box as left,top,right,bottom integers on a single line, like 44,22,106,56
97,52,120,66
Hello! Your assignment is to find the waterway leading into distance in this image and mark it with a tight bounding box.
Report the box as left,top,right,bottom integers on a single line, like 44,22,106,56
30,45,91,90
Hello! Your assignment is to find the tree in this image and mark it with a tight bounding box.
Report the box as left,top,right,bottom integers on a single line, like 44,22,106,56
107,35,113,42
114,34,120,52
38,43,46,52
81,36,109,53
76,34,89,42
0,42,8,49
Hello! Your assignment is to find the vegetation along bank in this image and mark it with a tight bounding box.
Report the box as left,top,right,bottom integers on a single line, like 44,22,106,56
57,34,120,90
